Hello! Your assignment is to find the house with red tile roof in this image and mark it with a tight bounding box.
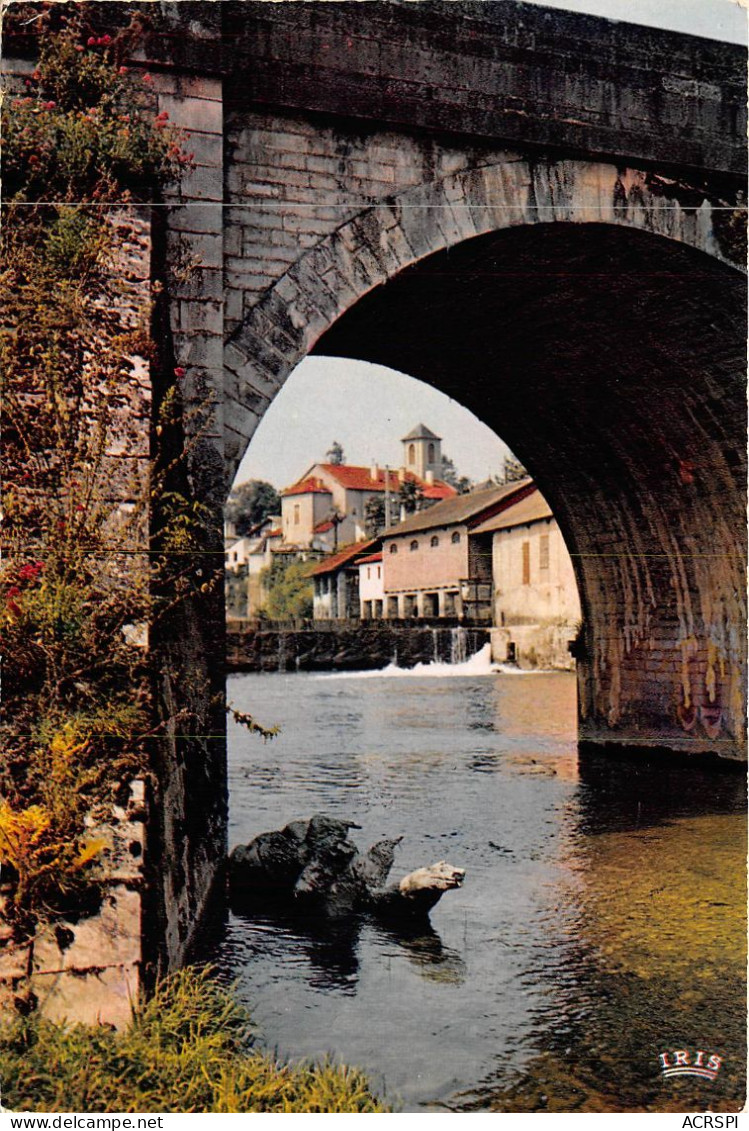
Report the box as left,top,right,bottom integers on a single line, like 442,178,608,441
280,425,455,550
308,539,380,619
358,551,384,619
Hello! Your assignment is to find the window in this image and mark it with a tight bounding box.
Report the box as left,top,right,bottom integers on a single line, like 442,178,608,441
430,535,439,548
451,531,461,544
522,541,531,585
428,443,435,463
377,566,381,579
410,540,419,552
367,567,371,580
389,543,398,554
294,504,300,525
408,443,415,464
539,534,550,571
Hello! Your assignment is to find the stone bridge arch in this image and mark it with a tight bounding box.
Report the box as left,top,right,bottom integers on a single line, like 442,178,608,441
224,156,746,762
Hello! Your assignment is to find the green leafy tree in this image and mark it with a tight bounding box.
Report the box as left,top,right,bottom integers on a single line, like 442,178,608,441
261,557,314,620
326,441,346,466
502,455,529,483
226,480,280,537
399,480,424,515
441,453,472,494
364,495,386,537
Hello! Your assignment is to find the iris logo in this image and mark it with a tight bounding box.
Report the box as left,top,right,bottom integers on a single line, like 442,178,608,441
659,1049,723,1082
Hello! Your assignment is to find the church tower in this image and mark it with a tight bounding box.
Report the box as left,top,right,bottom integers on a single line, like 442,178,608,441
401,424,442,480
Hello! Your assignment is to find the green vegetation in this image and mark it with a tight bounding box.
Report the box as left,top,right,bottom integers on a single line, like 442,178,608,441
225,479,281,538
326,440,346,466
0,968,387,1113
0,8,189,933
260,557,314,620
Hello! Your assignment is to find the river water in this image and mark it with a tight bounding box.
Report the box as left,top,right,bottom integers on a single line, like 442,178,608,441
204,656,746,1113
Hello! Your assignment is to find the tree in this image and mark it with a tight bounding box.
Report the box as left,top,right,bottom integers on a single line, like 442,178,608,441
364,495,386,537
502,455,528,483
225,480,280,537
261,556,314,620
326,441,346,465
399,480,424,515
441,453,473,495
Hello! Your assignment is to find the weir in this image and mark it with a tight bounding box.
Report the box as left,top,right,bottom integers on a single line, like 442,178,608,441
227,623,493,673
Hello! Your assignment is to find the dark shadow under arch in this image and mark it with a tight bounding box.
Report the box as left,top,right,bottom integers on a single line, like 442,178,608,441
313,222,747,758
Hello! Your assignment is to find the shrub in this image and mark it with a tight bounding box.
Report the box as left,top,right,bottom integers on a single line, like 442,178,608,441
0,968,387,1113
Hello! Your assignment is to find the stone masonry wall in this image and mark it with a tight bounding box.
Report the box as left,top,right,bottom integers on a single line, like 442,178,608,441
0,784,147,1029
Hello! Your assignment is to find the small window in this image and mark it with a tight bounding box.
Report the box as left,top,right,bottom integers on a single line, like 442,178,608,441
451,531,461,544
294,504,300,525
428,443,435,463
410,540,419,552
390,543,398,554
377,566,381,579
430,535,439,548
522,541,531,585
367,567,371,580
408,443,416,464
539,534,550,571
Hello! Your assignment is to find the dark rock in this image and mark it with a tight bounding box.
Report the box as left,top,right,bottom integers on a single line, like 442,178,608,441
228,816,464,921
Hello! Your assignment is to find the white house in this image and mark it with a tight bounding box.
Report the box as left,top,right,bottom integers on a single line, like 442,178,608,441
358,551,384,619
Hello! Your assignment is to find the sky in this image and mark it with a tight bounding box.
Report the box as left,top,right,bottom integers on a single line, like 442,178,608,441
234,0,746,493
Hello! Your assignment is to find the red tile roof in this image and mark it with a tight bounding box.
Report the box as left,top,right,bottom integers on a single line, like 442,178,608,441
317,463,455,499
356,552,383,565
314,520,336,534
281,476,332,498
308,539,378,577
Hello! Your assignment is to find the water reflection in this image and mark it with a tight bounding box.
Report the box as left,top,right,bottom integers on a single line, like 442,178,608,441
458,756,747,1112
208,670,745,1112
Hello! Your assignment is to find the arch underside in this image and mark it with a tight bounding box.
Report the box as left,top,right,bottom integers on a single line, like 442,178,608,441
310,223,747,758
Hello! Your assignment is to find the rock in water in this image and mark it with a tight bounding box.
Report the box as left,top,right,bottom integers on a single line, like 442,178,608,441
228,815,465,921
372,860,466,919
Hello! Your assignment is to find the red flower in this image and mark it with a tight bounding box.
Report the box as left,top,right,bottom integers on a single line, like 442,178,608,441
142,72,153,84
87,36,96,45
74,503,85,512
118,66,128,74
28,155,39,165
174,367,186,378
18,562,43,582
156,110,169,121
43,101,56,110
32,69,41,80
99,34,112,45
75,44,84,52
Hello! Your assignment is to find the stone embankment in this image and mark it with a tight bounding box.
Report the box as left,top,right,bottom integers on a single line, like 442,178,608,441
226,622,491,672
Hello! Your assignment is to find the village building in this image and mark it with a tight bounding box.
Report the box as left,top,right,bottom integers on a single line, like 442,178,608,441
472,491,581,669
225,515,285,619
381,480,535,620
280,424,455,549
358,551,384,619
309,540,379,619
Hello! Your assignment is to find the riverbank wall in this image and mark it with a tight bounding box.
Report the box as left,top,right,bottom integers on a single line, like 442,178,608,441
227,622,491,672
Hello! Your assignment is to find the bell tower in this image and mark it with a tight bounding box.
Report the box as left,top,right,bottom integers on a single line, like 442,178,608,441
401,424,442,480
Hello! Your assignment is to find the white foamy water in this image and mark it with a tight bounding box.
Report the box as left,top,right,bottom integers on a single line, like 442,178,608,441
312,643,551,679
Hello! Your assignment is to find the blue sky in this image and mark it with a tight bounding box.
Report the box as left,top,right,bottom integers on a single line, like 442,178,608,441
234,0,745,492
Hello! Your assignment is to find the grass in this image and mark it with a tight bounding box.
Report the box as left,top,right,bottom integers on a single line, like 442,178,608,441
0,968,387,1113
